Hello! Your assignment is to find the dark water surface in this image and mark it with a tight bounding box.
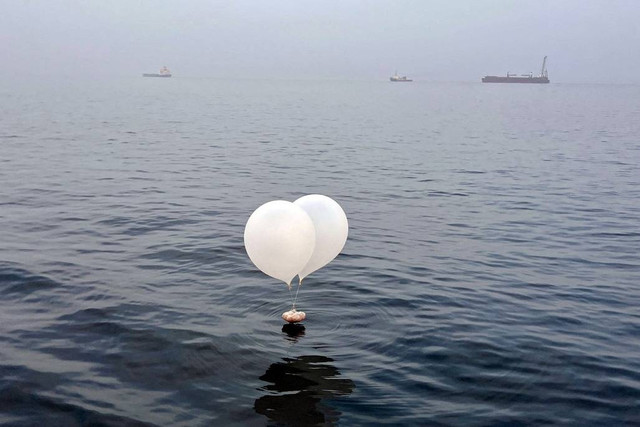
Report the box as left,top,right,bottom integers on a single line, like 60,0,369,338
1,78,639,426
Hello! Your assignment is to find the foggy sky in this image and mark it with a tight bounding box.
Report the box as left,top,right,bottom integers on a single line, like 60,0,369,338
2,0,639,83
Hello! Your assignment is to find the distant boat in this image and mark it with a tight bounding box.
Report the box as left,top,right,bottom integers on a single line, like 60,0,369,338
390,71,412,82
143,66,172,78
482,57,549,84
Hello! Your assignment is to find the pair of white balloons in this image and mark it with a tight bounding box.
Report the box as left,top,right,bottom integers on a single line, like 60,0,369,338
244,195,348,288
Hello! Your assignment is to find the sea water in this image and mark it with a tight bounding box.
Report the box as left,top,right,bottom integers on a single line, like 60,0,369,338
1,77,639,425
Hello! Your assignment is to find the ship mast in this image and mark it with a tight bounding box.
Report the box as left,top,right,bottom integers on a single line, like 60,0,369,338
540,56,548,77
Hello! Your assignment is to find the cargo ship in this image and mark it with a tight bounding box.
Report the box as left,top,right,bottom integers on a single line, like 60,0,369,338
143,66,172,78
390,71,412,82
482,57,549,84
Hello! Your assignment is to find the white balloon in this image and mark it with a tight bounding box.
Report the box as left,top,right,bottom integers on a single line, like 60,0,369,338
244,200,316,287
294,195,348,280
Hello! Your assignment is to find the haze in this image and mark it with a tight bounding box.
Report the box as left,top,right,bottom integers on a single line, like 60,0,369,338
2,0,639,83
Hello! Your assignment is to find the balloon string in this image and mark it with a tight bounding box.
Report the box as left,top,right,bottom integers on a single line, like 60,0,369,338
288,284,295,309
293,277,302,309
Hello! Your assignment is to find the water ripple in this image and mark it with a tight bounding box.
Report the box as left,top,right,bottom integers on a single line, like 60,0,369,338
1,80,640,425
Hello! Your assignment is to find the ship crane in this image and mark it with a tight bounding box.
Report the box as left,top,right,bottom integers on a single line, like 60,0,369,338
540,56,548,78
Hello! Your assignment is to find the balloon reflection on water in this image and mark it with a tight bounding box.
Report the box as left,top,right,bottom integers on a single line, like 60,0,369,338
254,355,355,426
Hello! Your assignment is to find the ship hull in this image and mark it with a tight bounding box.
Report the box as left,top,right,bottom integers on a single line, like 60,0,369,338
390,78,412,82
482,76,549,84
142,74,172,78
